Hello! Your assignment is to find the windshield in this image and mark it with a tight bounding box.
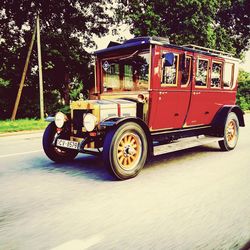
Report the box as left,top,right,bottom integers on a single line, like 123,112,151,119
101,50,150,92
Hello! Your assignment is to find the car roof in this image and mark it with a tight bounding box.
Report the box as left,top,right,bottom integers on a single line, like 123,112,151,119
94,36,240,62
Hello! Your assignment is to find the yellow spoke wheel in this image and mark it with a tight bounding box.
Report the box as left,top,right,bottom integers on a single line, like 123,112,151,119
117,133,142,170
226,120,237,147
103,122,148,180
219,112,239,151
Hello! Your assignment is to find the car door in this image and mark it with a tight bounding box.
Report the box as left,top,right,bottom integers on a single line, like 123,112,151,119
184,56,214,127
149,47,192,130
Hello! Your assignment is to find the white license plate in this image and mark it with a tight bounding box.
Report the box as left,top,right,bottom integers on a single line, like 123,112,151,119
56,139,78,150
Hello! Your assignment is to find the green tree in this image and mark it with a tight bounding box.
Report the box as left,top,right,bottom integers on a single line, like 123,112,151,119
0,0,111,118
117,0,250,55
237,70,250,110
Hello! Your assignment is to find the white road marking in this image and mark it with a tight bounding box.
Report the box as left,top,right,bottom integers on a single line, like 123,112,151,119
51,235,104,250
0,150,42,158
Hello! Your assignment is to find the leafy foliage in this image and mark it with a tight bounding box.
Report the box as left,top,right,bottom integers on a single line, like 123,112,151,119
0,77,10,87
0,0,111,119
237,71,250,110
117,1,250,110
117,0,250,56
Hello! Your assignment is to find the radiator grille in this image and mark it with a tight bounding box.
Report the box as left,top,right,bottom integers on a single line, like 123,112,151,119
73,110,89,131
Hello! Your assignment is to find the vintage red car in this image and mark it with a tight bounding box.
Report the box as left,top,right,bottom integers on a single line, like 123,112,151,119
43,36,245,180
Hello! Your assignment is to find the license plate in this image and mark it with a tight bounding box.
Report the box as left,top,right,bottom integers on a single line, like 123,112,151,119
56,139,79,150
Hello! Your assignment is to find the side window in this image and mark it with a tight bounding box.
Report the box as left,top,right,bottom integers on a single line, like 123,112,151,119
181,57,191,85
162,55,178,85
211,62,222,88
196,59,208,87
223,62,234,88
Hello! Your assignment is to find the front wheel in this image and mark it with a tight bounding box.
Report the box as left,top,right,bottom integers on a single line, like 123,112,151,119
103,122,148,180
43,122,78,162
218,112,239,151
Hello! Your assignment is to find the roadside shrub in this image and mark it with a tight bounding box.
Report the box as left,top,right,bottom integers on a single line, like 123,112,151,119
237,80,250,111
0,86,64,119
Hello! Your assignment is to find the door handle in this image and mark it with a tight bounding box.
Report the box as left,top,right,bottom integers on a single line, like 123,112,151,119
204,111,209,115
174,113,179,117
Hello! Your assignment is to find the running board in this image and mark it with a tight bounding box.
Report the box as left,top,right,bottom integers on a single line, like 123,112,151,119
153,135,223,156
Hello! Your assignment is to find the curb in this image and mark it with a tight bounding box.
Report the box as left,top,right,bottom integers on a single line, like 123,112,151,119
0,129,44,138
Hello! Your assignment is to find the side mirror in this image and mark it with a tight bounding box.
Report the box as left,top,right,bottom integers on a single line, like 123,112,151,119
163,52,174,67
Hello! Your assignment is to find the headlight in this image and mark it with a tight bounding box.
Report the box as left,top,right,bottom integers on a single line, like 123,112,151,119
83,113,97,132
55,112,66,128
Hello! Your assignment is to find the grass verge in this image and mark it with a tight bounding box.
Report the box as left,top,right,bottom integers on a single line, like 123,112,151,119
0,119,48,133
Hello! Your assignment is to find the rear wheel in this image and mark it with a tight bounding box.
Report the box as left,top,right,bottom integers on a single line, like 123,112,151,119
219,112,239,151
43,122,78,162
103,122,148,180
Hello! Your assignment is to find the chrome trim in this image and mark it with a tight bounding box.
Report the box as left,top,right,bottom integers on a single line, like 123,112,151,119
45,116,55,122
151,125,211,135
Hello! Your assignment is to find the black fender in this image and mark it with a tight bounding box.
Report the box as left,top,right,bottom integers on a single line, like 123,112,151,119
211,105,245,136
101,117,153,158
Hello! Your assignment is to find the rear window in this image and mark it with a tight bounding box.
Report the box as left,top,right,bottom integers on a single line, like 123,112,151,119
223,62,234,88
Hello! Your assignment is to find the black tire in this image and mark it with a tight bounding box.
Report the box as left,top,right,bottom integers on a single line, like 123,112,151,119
42,122,78,162
103,122,148,180
218,112,239,151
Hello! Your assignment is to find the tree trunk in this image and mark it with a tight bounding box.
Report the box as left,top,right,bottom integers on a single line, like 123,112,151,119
64,72,70,105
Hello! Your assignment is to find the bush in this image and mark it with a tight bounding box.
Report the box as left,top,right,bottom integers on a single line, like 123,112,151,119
236,71,250,111
0,75,90,119
237,80,250,111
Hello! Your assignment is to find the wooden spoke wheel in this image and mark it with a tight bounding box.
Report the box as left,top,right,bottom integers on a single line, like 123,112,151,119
226,120,237,148
117,132,142,171
219,112,239,151
103,122,148,180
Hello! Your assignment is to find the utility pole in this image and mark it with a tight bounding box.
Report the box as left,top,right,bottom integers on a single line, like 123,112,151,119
36,14,44,120
11,25,37,120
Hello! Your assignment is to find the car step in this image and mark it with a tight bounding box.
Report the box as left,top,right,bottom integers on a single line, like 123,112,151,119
153,135,223,156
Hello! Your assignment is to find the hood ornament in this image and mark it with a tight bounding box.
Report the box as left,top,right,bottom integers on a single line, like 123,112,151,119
79,93,84,101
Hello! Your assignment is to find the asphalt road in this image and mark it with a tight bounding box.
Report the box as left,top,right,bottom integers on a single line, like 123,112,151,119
0,115,250,250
